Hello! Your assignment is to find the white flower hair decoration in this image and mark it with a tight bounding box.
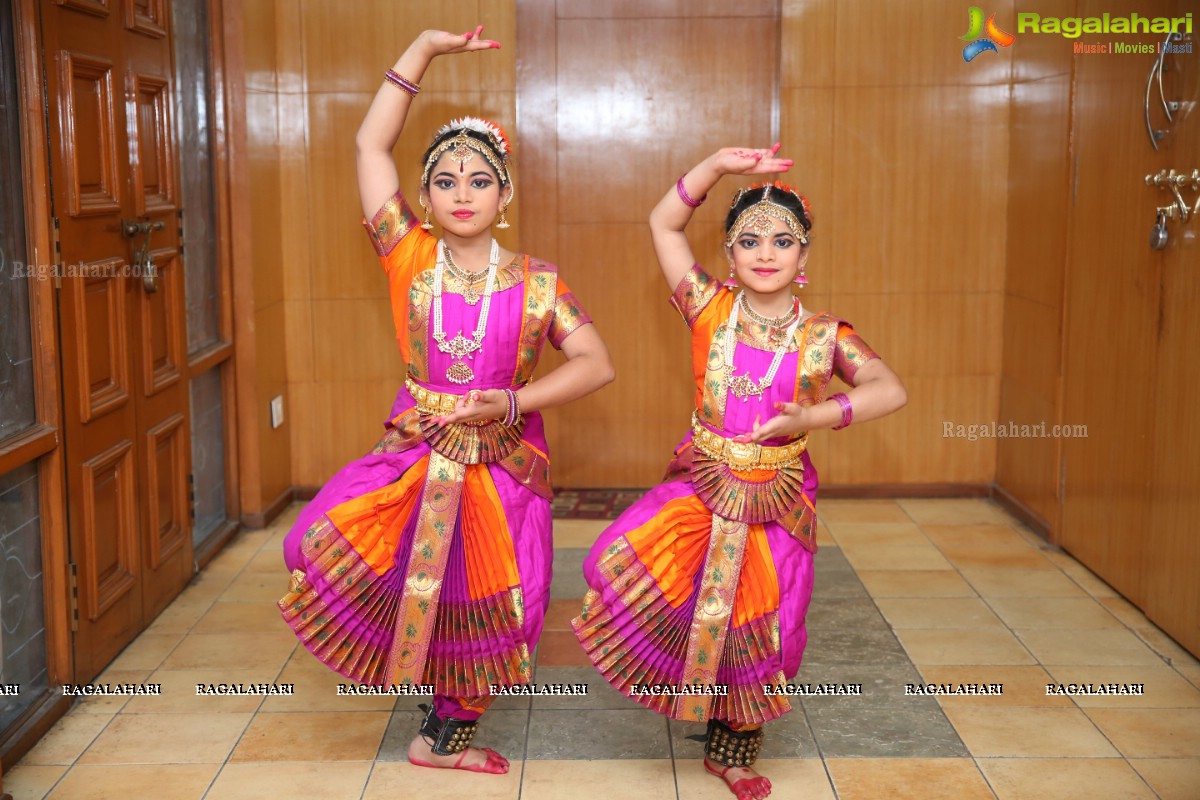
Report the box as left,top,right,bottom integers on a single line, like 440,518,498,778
436,117,511,157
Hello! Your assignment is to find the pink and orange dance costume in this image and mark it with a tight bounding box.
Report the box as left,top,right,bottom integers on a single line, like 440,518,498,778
279,191,591,750
573,265,879,756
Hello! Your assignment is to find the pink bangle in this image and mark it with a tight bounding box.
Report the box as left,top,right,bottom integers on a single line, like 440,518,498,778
676,175,705,208
384,69,420,96
830,392,853,430
502,389,521,427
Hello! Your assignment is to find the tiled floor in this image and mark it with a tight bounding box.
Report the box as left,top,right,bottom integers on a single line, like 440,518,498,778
6,498,1200,799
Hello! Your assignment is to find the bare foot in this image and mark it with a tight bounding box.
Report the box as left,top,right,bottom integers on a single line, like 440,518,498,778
407,734,509,774
704,756,771,800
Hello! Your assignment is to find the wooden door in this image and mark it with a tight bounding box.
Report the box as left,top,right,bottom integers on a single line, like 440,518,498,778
1143,9,1199,655
517,0,781,487
1059,0,1173,604
43,0,191,679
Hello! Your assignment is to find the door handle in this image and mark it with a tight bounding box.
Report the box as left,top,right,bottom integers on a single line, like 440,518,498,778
121,218,164,293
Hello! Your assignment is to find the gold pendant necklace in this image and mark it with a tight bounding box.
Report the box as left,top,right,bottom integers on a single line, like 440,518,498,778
723,293,803,401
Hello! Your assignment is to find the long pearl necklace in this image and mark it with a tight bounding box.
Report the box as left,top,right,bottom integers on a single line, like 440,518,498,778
432,238,500,384
724,292,803,401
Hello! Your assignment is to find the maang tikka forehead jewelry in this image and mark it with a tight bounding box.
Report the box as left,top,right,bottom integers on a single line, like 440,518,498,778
421,117,511,187
725,184,810,247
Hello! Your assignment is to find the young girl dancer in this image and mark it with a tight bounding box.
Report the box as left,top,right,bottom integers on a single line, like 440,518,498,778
280,26,614,775
573,145,906,799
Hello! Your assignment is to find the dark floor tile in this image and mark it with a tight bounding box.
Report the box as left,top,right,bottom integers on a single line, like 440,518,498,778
550,548,591,600
806,705,969,758
805,596,887,630
803,626,911,666
526,709,669,759
376,709,424,761
791,663,929,708
529,666,642,711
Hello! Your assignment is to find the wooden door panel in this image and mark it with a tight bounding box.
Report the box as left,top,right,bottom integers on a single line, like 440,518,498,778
123,0,166,38
80,440,138,621
127,70,174,213
144,412,186,569
54,0,110,19
58,52,120,216
74,260,130,422
139,248,183,394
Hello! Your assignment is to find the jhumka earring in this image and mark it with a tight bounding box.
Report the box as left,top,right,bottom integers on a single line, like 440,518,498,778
795,264,808,287
420,200,433,230
496,205,510,230
724,262,738,289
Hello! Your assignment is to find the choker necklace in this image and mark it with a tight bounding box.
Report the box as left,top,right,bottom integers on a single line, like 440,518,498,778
738,293,798,328
723,292,803,401
432,239,500,384
443,246,491,305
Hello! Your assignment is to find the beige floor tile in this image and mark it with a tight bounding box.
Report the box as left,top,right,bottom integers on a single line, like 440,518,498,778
815,521,837,549
877,598,1005,629
144,598,215,635
261,528,287,551
66,670,150,715
916,666,1073,707
960,568,1088,598
259,649,395,712
123,668,268,713
676,758,836,800
208,761,372,800
1125,624,1200,676
106,632,186,672
17,711,113,766
77,713,251,765
206,529,274,568
922,523,1033,550
1043,551,1120,597
840,544,954,571
826,757,995,800
230,711,390,762
857,570,977,598
944,707,1117,757
823,522,930,548
1043,664,1200,708
1129,758,1200,800
520,760,676,800
1015,629,1162,666
897,498,1014,526
46,764,219,800
218,571,291,604
934,543,1057,571
362,760,523,800
817,499,910,524
242,549,286,574
552,518,607,548
985,596,1123,630
0,764,68,800
192,600,291,635
1084,708,1200,758
894,628,1035,666
161,631,295,672
977,757,1156,800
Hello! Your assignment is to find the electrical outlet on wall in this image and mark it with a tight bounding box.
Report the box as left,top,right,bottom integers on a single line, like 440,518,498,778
270,395,285,429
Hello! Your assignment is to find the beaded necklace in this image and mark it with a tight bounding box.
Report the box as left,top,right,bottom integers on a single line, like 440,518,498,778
723,292,803,401
432,239,500,384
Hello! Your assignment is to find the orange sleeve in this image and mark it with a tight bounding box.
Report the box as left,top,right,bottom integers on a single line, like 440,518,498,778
361,190,437,363
547,277,594,349
833,321,881,385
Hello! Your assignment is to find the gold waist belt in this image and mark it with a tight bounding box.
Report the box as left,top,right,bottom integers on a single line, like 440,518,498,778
690,411,807,471
405,377,463,416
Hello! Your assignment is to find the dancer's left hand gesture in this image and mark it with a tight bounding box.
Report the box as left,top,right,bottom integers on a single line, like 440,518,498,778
732,402,812,444
711,143,794,177
435,390,507,426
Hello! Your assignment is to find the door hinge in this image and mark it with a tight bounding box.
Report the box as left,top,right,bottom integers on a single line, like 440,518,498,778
51,216,62,290
188,472,196,520
177,208,185,254
68,562,79,632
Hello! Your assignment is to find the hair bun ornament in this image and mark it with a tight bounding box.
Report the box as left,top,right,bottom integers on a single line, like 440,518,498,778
435,116,511,158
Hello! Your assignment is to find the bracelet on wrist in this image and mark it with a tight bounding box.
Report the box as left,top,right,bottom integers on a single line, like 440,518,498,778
676,175,705,208
384,69,420,96
829,392,853,430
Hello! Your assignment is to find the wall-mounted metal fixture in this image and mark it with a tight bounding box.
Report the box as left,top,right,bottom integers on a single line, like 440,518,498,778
1145,168,1200,250
1144,32,1191,151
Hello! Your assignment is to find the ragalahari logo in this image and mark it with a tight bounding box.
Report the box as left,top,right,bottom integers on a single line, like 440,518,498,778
960,7,1016,61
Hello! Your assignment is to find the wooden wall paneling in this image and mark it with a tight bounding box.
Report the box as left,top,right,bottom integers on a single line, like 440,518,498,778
1058,15,1169,603
1142,2,1200,655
